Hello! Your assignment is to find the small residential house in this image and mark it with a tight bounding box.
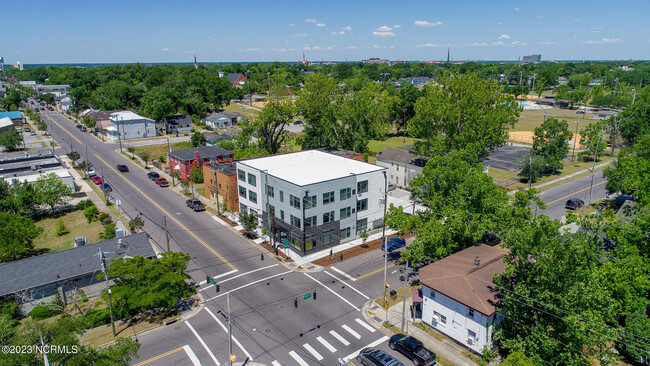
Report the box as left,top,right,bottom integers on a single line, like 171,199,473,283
106,111,156,141
0,111,26,127
419,244,506,354
169,146,234,182
0,117,14,134
226,73,247,88
558,77,569,85
203,161,239,211
0,233,155,315
203,113,232,130
376,148,427,188
161,115,194,135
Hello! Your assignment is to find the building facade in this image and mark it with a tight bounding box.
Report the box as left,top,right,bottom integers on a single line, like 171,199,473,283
237,150,387,256
419,245,506,354
161,114,193,134
35,84,70,96
170,146,234,182
203,161,239,211
376,148,427,188
0,150,75,192
106,111,156,141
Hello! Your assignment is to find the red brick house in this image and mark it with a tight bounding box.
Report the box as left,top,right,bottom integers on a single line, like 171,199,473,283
169,146,234,182
226,73,248,88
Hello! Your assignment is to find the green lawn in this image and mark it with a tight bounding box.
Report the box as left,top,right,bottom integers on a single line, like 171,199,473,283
222,102,260,120
514,108,599,132
132,141,193,161
33,210,105,253
368,135,418,154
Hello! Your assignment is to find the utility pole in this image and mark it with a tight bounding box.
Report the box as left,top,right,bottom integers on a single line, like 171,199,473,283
117,117,123,153
528,154,532,189
168,137,175,186
571,120,580,162
382,171,389,323
213,167,220,214
100,249,116,337
227,293,234,366
401,260,409,333
588,135,601,204
39,332,51,366
265,173,272,247
101,167,108,204
164,215,170,252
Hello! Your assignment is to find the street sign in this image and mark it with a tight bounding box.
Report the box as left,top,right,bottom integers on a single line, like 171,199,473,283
208,277,217,286
304,293,311,300
283,239,289,249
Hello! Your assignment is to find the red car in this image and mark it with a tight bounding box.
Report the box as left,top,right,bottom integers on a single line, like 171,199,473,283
155,177,169,187
91,176,103,185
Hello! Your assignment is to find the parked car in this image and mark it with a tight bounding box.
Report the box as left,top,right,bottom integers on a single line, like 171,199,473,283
565,198,585,210
155,177,169,187
24,127,30,132
387,183,396,191
116,164,129,172
91,176,103,185
16,128,21,133
356,348,404,366
86,169,97,177
102,182,112,192
75,124,83,129
34,107,39,112
186,198,205,212
293,120,302,125
81,126,87,132
382,237,406,252
147,172,160,180
388,334,436,366
30,131,36,136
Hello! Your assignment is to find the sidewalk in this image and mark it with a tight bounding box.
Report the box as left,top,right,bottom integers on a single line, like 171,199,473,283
508,161,612,195
361,300,479,366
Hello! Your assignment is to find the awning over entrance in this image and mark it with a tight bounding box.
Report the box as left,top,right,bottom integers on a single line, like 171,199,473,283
411,288,423,303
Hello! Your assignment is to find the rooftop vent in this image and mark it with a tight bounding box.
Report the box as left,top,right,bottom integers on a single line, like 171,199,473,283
474,256,480,266
117,238,125,250
74,237,87,247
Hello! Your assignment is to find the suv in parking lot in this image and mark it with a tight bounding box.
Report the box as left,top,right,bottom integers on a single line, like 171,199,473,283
389,334,436,366
186,198,205,211
356,348,404,366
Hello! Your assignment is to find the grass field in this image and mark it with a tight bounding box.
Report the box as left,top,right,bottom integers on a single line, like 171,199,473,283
513,109,599,132
132,141,193,161
368,135,418,154
33,210,105,252
223,102,260,120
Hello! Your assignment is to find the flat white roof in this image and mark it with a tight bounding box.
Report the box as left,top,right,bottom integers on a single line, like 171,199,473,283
0,117,13,129
239,150,385,186
110,111,152,121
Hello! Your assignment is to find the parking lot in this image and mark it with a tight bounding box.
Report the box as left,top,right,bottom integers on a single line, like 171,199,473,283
485,145,530,172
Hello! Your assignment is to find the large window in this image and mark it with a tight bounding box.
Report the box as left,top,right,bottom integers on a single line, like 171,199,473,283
323,229,335,245
279,190,284,202
340,207,351,219
280,210,285,221
305,235,316,251
434,311,447,325
340,187,351,200
323,211,335,224
340,227,351,239
290,195,301,209
357,218,368,232
305,216,317,229
290,215,301,229
267,204,275,216
247,173,256,186
249,190,258,204
357,198,368,212
238,169,245,181
266,184,274,197
238,185,247,198
239,203,248,214
323,191,335,205
305,195,317,209
357,180,368,193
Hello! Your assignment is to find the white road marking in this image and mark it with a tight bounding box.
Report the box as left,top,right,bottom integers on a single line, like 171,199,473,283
324,271,370,300
329,330,350,346
183,345,201,366
316,336,337,353
355,318,377,333
331,266,357,281
341,324,361,339
185,321,220,365
289,350,310,366
271,361,282,366
342,336,390,362
201,264,278,290
205,270,293,301
205,308,253,360
198,269,238,286
303,343,323,361
303,273,360,311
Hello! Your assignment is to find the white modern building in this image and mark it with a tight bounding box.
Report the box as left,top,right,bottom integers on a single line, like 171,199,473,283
106,111,156,141
419,244,506,354
236,150,388,257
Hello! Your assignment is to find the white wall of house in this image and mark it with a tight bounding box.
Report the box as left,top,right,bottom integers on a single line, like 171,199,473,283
421,284,497,354
376,158,422,188
108,114,156,141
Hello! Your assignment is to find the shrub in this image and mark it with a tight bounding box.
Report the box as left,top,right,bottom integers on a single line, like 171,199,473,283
77,199,94,210
28,305,61,320
101,216,113,226
80,296,89,302
84,205,99,223
82,308,112,329
55,219,70,236
0,299,19,319
99,223,116,240
97,212,110,223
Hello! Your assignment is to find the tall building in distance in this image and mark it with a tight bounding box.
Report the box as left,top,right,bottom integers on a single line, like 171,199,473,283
522,54,541,64
298,51,310,67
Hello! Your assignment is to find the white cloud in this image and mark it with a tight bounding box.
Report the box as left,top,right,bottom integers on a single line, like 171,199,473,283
345,46,359,49
292,33,307,38
271,48,287,52
393,24,402,28
312,46,322,50
574,18,580,22
414,20,443,27
539,41,556,45
288,48,297,51
246,48,262,52
536,15,544,19
371,44,394,49
471,42,488,47
290,23,295,27
161,48,170,51
332,31,346,35
590,26,603,34
326,45,337,50
495,22,503,25
491,41,504,46
372,31,395,37
511,41,528,46
498,34,511,40
415,43,439,48
343,26,352,31
377,25,393,31
513,7,520,10
582,38,622,45
316,23,326,27
305,18,317,23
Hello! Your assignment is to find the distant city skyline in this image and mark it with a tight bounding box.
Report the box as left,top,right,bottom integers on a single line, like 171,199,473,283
3,0,648,64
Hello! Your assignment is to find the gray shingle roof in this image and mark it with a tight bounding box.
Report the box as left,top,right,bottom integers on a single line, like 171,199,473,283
376,148,427,167
164,115,193,126
0,233,155,297
227,73,244,83
169,146,234,161
202,113,231,123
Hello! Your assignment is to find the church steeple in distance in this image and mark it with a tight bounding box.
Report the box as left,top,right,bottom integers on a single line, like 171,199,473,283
447,47,450,63
219,62,224,78
194,55,198,69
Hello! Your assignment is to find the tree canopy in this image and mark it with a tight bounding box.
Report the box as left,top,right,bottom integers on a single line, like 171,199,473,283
0,130,23,151
0,213,43,263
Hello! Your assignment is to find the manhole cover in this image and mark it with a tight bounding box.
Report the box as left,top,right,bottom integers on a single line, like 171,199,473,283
265,329,272,333
174,326,181,330
280,305,284,309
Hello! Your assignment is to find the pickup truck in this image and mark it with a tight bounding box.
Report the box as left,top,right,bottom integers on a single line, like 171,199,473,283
186,198,205,212
389,334,436,366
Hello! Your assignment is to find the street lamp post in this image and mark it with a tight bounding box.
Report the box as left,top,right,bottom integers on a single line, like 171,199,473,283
632,89,637,105
302,190,309,257
571,120,580,162
588,134,601,204
382,171,389,323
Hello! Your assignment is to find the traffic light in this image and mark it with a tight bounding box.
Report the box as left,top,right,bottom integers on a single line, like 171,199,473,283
216,283,220,293
294,297,298,308
261,253,264,261
206,275,210,283
313,291,316,300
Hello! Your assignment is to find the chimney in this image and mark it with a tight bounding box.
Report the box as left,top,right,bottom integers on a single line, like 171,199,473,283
474,256,480,266
194,150,200,162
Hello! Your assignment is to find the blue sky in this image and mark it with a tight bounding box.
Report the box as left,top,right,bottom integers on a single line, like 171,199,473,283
2,0,648,64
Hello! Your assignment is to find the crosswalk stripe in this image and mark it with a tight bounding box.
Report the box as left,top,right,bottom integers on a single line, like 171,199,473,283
289,350,310,366
271,361,282,366
186,321,220,365
317,336,337,353
303,343,323,361
331,266,357,281
355,318,377,333
329,330,350,346
342,324,361,339
324,271,369,300
205,308,253,360
183,345,201,366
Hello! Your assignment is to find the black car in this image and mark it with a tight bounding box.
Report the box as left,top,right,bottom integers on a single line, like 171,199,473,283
356,348,404,366
102,182,112,192
75,124,83,129
116,164,129,172
389,334,436,366
565,198,585,210
24,127,31,132
186,198,205,212
147,172,160,180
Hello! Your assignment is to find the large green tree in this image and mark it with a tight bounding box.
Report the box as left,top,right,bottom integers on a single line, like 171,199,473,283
410,72,520,160
0,130,23,151
254,96,295,154
0,180,41,214
0,213,42,262
579,121,607,162
34,173,72,211
604,135,650,203
296,73,339,149
531,117,573,173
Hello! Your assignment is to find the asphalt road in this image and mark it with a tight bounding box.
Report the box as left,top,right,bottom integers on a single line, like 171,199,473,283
532,170,608,219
